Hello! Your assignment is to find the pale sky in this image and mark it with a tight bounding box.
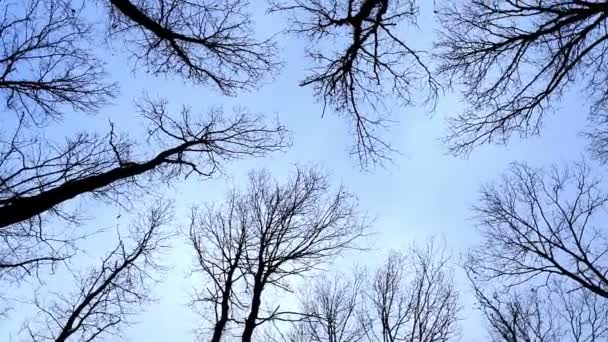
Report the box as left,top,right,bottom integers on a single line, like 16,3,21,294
1,1,594,341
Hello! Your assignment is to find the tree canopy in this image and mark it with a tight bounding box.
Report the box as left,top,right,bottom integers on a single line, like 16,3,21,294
3,0,608,341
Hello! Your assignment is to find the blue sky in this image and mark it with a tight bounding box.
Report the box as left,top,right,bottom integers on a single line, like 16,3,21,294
1,1,594,341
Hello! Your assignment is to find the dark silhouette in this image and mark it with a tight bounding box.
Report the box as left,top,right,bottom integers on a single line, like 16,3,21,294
188,167,368,342
275,240,460,342
365,241,459,342
470,278,608,342
270,0,438,166
6,1,608,340
0,99,287,287
436,1,608,154
104,0,278,93
0,0,289,293
0,0,116,124
278,273,369,342
468,161,608,299
188,192,249,342
0,99,287,230
23,203,172,342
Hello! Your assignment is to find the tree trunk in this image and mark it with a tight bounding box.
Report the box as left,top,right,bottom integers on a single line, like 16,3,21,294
241,282,263,342
241,264,265,342
0,141,196,228
210,259,240,342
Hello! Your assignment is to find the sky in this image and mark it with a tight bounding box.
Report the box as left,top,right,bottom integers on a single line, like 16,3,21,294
1,1,596,341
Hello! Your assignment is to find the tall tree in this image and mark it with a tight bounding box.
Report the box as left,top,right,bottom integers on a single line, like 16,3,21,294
0,0,116,124
365,241,460,342
188,167,368,342
275,240,461,342
103,0,278,93
436,0,608,154
0,0,289,288
283,273,369,342
189,191,249,342
270,0,438,166
0,100,287,293
470,279,608,342
239,168,366,342
23,203,172,342
0,99,287,230
468,161,608,298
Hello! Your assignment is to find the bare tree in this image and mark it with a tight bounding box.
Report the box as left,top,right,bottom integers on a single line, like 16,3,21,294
0,98,288,230
470,278,608,342
22,203,172,342
0,217,84,284
557,283,608,342
0,0,116,124
468,161,608,299
188,192,249,342
187,167,367,342
270,0,438,166
282,272,369,342
436,0,608,154
0,0,290,307
0,98,287,295
584,111,608,165
365,241,460,342
275,240,460,342
472,284,563,342
238,168,367,342
103,0,278,94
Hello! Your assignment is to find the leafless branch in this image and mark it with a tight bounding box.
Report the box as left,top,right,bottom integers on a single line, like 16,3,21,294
188,193,249,342
468,161,608,299
0,217,82,285
188,166,368,342
436,0,608,154
0,0,117,125
469,275,608,342
270,0,438,166
104,0,279,94
365,240,460,342
23,203,172,342
279,272,369,342
0,98,289,229
239,167,368,342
